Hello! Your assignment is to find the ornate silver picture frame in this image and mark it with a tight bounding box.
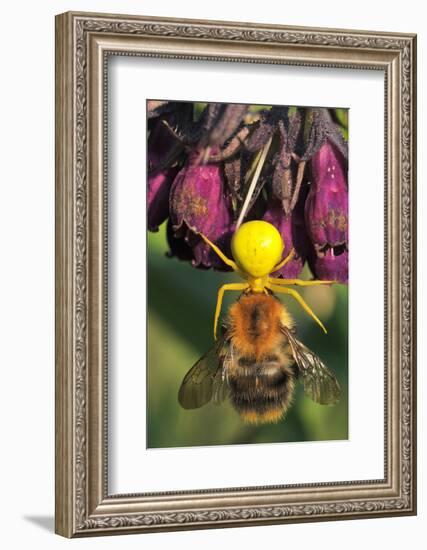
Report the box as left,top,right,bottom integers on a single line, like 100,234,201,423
55,11,417,537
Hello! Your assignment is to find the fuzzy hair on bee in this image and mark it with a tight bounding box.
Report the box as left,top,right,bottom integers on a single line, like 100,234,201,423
226,294,296,423
178,292,341,424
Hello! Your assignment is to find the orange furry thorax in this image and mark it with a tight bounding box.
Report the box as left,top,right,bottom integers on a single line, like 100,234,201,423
228,293,293,359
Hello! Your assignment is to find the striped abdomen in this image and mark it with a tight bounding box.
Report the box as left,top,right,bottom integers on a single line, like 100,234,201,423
227,351,296,424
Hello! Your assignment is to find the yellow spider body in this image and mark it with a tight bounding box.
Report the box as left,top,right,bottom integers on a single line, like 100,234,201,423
231,220,284,278
199,220,333,339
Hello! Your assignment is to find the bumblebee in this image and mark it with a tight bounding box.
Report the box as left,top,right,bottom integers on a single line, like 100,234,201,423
178,220,341,424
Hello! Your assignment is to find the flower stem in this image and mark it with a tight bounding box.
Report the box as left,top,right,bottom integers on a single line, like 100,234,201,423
236,136,272,230
289,159,306,212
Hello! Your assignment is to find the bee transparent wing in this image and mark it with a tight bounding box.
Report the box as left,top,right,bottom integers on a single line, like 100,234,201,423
212,365,231,406
178,336,230,409
281,326,341,405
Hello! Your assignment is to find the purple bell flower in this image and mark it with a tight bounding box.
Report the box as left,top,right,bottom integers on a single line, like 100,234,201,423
169,152,234,270
308,247,348,283
147,117,180,231
305,141,348,283
263,200,307,279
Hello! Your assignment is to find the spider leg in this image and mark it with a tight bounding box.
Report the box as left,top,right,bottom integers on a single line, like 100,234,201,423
272,248,295,272
267,283,327,334
268,277,334,286
214,283,249,340
199,233,240,272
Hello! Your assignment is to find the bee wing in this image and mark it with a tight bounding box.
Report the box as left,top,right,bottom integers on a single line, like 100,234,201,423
178,336,230,409
281,326,341,405
212,365,231,406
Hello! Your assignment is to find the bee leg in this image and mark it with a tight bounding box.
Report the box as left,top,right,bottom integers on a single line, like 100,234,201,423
214,283,249,340
267,284,327,334
268,277,335,286
198,233,240,273
272,248,295,272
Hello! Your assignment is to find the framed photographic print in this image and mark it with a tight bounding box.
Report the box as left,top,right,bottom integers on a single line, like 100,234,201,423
55,11,417,537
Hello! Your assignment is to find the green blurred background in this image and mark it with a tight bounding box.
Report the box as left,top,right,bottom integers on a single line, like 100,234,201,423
147,225,348,448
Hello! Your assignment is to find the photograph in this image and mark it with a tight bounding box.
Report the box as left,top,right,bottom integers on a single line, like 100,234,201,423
147,100,349,448
0,0,421,546
54,10,416,537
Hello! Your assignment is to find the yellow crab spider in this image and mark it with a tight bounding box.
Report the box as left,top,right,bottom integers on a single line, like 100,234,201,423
199,220,335,340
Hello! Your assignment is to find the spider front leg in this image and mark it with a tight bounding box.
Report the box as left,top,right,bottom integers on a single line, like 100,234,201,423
213,283,249,340
272,248,295,272
267,283,327,334
198,233,240,272
268,277,335,287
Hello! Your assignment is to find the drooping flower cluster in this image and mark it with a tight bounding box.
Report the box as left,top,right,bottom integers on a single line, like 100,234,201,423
147,101,348,283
